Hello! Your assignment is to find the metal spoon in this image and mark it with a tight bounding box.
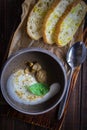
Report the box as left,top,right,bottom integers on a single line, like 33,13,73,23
58,41,87,120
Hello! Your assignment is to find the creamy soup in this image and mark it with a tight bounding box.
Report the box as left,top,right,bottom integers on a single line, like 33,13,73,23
7,68,60,105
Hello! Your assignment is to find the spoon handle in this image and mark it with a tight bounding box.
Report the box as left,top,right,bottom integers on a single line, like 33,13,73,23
58,69,74,120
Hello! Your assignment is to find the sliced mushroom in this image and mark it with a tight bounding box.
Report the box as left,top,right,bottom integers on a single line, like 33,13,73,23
24,67,30,74
32,63,42,72
36,69,47,83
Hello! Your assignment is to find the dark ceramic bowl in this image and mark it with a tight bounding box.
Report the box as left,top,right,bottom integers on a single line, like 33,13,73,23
0,48,67,115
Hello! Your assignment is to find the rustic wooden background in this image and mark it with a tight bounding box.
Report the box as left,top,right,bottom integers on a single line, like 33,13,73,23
0,0,87,130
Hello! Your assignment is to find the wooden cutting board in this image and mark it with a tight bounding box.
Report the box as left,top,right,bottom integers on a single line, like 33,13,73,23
1,0,87,130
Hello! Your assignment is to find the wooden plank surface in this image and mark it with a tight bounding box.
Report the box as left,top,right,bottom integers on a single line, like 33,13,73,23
0,0,87,130
81,58,87,130
61,71,81,130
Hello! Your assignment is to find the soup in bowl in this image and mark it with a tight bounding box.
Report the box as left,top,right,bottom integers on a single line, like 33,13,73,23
0,48,67,115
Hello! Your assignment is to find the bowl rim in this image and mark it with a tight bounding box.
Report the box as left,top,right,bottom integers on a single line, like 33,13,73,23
0,47,67,115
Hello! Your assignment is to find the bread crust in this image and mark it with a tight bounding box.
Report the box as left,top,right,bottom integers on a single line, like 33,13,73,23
54,0,86,47
27,1,39,40
42,0,61,44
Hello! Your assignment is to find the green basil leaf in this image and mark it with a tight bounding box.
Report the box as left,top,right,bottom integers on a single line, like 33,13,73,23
25,83,49,96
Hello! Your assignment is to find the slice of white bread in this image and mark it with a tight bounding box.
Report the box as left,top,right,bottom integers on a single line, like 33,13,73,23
42,0,74,44
27,0,54,40
54,0,87,47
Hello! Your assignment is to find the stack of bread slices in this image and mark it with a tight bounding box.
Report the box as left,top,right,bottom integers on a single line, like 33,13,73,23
27,0,87,47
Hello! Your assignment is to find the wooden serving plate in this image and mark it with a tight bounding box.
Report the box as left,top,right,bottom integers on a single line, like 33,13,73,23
0,0,87,129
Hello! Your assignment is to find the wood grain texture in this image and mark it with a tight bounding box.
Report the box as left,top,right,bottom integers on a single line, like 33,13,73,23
0,0,24,67
61,70,81,130
0,117,14,130
81,58,87,130
0,0,87,130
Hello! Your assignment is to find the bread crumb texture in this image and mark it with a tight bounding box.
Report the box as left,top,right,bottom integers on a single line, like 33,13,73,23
43,0,74,44
27,0,54,40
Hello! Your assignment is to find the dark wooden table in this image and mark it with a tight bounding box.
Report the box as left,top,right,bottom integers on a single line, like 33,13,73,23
0,0,87,130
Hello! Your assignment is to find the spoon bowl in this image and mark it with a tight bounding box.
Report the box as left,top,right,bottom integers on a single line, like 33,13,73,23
67,41,86,68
